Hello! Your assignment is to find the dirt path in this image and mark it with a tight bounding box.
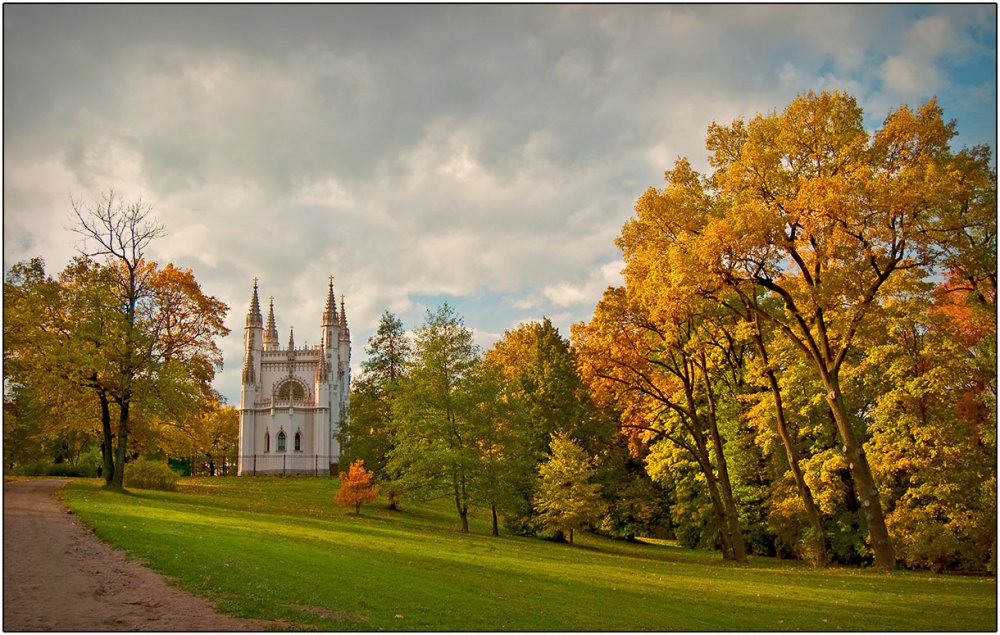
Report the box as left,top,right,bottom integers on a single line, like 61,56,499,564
3,479,266,631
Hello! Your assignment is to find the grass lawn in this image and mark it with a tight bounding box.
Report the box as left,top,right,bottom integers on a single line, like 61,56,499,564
61,477,996,631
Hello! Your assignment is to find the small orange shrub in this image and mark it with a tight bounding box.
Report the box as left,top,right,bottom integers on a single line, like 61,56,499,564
335,459,379,514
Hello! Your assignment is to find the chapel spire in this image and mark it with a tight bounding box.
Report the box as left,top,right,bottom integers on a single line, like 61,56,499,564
263,297,279,350
246,277,263,327
339,294,350,338
322,276,338,326
288,325,295,350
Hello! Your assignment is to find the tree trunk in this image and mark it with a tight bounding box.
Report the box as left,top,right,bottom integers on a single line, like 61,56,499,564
684,381,735,560
569,528,574,545
97,389,114,487
765,364,826,563
752,326,826,564
699,359,747,563
491,504,499,537
823,372,895,570
692,433,735,560
109,396,129,491
452,464,469,533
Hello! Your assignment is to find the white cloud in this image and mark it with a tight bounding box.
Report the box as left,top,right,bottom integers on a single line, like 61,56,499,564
3,5,993,404
542,259,624,309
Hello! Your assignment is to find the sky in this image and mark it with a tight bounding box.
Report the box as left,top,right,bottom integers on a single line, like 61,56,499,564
4,4,997,406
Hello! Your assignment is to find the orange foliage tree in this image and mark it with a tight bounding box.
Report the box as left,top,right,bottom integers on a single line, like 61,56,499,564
336,459,379,514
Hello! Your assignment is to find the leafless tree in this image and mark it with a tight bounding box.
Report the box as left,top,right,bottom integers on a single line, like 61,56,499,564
71,190,165,490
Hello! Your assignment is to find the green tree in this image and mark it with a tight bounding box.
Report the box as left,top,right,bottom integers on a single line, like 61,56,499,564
534,432,608,545
5,257,121,477
463,361,534,536
388,304,481,532
343,311,411,507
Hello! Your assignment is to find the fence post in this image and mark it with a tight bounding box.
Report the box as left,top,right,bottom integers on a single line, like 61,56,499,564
283,453,286,475
253,454,256,476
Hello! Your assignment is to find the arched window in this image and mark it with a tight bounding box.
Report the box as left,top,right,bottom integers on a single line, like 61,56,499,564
277,380,305,402
277,431,286,452
264,431,270,453
294,431,302,452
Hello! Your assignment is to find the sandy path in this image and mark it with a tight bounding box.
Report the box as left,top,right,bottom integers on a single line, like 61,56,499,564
3,479,266,631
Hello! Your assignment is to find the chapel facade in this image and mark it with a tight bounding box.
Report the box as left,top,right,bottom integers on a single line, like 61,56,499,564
237,278,351,475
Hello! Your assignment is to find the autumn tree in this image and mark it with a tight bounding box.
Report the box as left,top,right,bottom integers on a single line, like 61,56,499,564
598,90,995,570
484,318,605,533
574,287,748,561
862,275,996,571
4,191,229,488
694,91,999,570
4,257,120,477
336,459,380,514
156,399,239,476
534,432,608,545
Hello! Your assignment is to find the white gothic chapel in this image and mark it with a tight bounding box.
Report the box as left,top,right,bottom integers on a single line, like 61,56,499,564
237,278,351,475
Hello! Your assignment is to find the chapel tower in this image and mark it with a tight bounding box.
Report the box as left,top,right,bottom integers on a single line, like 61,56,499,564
237,278,351,475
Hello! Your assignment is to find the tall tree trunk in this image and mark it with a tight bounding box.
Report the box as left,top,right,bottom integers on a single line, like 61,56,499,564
109,395,129,491
452,464,470,533
491,504,499,537
822,371,895,571
751,324,826,564
683,374,736,560
691,430,735,560
97,387,114,486
699,359,747,563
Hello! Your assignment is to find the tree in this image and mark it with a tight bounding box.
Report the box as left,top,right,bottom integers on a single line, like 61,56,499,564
600,91,992,570
3,190,229,489
484,318,602,533
462,361,533,536
4,257,120,478
71,190,166,490
574,287,748,561
387,304,481,532
533,432,607,545
335,459,379,514
343,311,411,508
862,275,996,571
693,91,999,570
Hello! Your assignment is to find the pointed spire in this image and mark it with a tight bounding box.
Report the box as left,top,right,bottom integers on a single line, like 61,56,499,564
246,277,263,327
322,275,338,326
263,296,279,349
339,294,349,338
288,325,295,350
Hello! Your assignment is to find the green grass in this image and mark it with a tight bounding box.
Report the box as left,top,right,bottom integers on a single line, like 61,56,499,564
61,477,996,631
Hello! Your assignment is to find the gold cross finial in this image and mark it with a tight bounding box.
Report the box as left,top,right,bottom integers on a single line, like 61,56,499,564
252,276,258,286
329,275,334,285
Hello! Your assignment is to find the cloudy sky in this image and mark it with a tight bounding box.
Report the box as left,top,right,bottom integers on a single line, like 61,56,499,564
4,4,996,405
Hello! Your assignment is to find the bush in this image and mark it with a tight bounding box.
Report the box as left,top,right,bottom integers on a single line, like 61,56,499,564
46,463,93,477
9,460,98,477
125,458,180,491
